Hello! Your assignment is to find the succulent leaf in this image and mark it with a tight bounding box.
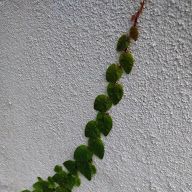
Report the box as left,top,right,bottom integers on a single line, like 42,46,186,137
90,164,97,175
96,112,112,136
107,83,123,105
85,120,100,138
94,94,112,112
119,52,134,74
106,64,123,83
74,145,93,162
63,160,78,175
76,161,92,181
88,138,104,159
54,165,63,173
116,34,130,51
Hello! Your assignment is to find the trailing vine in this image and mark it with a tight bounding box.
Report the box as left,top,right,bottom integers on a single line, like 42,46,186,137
21,1,146,192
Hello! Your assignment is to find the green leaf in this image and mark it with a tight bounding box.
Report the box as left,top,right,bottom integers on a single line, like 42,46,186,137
76,161,92,181
55,186,71,192
63,160,78,175
64,174,77,190
88,138,104,159
74,176,81,187
116,34,130,52
96,112,113,136
106,64,123,83
119,52,134,74
74,145,93,162
94,94,112,112
52,171,76,190
47,177,56,189
90,164,97,175
52,170,67,186
37,177,43,181
33,181,44,192
107,83,123,105
33,177,55,192
85,120,100,138
54,165,63,173
21,190,31,192
129,26,139,41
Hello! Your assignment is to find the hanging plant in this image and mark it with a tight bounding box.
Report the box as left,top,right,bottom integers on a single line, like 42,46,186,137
21,1,146,191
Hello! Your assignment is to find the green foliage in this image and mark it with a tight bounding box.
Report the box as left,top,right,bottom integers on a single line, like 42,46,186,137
33,177,56,192
106,64,123,83
94,94,112,112
74,177,81,187
116,34,130,51
85,120,100,138
119,52,134,74
64,174,78,190
55,186,71,192
74,145,93,162
90,164,97,175
76,161,93,181
96,112,112,136
107,83,123,105
52,169,67,186
52,168,78,190
63,160,78,175
88,138,104,159
129,26,139,41
21,190,31,192
54,165,63,173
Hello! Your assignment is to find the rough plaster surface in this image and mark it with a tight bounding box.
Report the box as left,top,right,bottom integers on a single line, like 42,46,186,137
0,0,192,191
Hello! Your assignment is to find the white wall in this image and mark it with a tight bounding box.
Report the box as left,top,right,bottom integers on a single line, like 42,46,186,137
0,0,192,191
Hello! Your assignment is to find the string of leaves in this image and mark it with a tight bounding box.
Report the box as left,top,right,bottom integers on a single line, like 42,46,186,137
21,1,145,192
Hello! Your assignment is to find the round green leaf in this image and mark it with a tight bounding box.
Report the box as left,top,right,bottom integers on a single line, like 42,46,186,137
74,145,93,162
116,34,130,52
33,177,55,192
33,181,43,191
47,177,56,189
96,112,112,136
85,120,100,138
52,171,76,191
52,171,67,186
76,161,92,181
90,164,97,175
107,83,123,105
63,160,78,175
54,165,63,173
94,94,112,112
65,174,77,190
106,64,123,83
88,138,104,159
119,52,134,74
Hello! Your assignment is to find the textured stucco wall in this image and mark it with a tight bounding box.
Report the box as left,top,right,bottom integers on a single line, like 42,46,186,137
0,0,192,191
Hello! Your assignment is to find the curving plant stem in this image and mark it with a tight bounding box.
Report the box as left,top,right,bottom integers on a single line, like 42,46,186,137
21,1,146,192
131,0,146,27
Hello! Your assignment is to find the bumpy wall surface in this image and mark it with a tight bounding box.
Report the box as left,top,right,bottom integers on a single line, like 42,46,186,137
0,0,192,191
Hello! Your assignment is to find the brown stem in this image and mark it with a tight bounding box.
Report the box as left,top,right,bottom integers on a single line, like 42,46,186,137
131,0,145,27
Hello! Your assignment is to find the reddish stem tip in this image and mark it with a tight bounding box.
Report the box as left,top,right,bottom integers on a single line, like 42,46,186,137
131,0,145,27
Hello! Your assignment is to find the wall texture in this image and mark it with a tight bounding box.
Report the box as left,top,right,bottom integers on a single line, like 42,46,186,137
0,0,192,191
